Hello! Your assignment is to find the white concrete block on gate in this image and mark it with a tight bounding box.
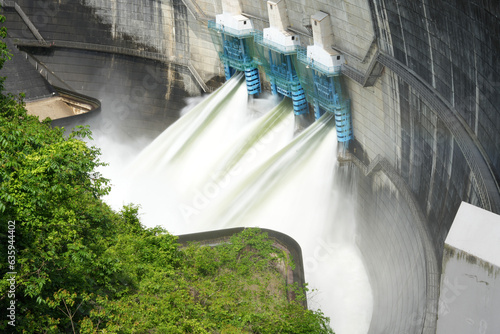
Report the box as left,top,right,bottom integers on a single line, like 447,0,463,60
262,27,300,49
215,12,254,34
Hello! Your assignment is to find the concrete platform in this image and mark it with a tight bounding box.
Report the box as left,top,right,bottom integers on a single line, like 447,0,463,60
25,96,77,120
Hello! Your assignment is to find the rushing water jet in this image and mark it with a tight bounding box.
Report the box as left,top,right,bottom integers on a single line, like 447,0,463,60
106,75,373,333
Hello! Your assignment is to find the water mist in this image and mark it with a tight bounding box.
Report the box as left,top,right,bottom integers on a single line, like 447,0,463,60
103,75,373,334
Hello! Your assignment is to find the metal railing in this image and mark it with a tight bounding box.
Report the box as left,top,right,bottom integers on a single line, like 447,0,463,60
4,0,213,93
14,38,215,94
23,51,74,91
14,39,189,69
23,93,55,103
340,50,382,87
54,86,101,112
218,53,256,71
341,65,365,84
13,2,46,44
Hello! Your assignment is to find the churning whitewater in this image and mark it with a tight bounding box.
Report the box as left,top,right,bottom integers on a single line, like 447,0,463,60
106,75,373,334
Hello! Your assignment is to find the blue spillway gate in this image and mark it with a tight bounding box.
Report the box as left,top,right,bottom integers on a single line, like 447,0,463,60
334,101,353,143
310,70,353,144
244,67,261,95
209,19,353,145
291,83,308,115
219,32,261,95
267,52,308,115
224,64,236,81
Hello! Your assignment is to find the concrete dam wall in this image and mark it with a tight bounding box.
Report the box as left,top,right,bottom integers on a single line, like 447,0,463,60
2,0,499,333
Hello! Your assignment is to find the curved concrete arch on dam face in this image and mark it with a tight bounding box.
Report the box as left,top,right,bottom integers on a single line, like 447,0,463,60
4,0,500,333
24,47,193,142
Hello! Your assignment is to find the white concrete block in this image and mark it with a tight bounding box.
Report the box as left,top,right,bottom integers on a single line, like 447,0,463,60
306,44,344,69
267,0,289,31
215,12,254,35
436,202,500,334
263,27,300,49
446,202,500,266
311,11,333,47
221,0,243,15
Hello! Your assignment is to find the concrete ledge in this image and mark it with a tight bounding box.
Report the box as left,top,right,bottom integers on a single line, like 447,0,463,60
25,86,100,124
176,227,307,307
25,96,75,120
48,86,101,126
15,38,208,95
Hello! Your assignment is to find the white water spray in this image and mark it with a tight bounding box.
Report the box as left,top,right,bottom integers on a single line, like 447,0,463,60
105,75,373,333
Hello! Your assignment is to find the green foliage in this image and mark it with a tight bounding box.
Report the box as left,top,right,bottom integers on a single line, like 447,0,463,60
0,17,334,333
0,14,12,95
0,80,126,331
83,229,333,333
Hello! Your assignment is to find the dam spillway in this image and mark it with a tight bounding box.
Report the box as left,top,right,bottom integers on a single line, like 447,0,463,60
111,74,373,333
1,1,500,333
